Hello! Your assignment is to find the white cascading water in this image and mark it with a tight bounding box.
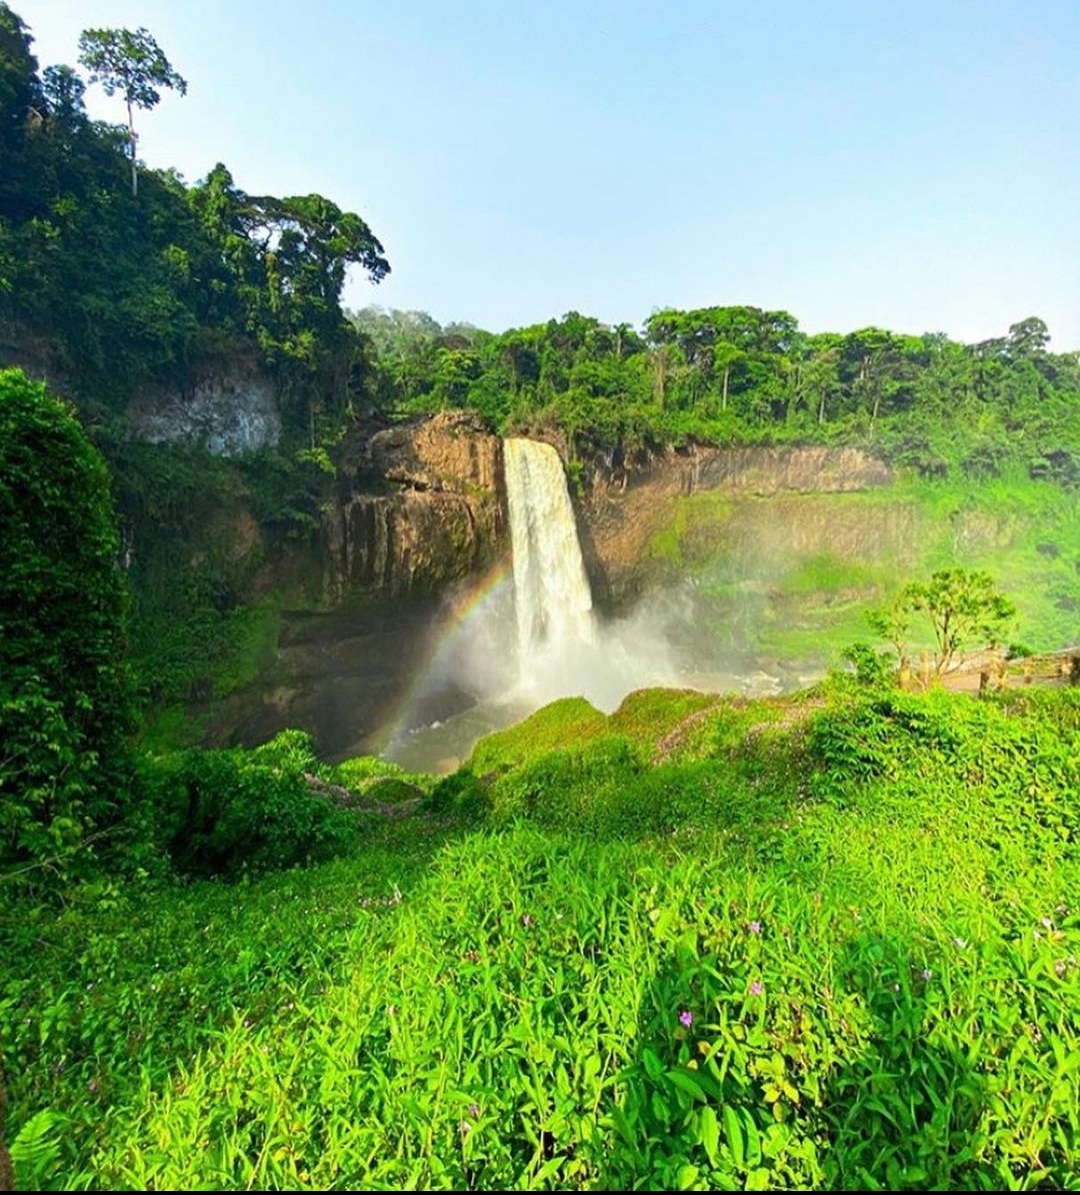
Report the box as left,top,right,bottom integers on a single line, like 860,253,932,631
503,437,681,710
504,438,596,666
382,436,684,771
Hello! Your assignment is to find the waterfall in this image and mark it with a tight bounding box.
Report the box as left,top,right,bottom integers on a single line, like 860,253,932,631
383,435,682,769
503,438,596,683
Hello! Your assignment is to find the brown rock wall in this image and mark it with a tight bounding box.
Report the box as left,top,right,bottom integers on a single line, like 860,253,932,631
323,412,505,602
581,444,894,603
368,410,502,494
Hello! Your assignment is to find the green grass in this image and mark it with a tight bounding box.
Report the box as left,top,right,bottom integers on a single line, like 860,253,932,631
5,683,1080,1189
468,697,610,775
775,552,881,598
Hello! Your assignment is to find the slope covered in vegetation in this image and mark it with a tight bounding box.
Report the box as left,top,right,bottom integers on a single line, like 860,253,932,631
0,4,387,439
4,682,1079,1189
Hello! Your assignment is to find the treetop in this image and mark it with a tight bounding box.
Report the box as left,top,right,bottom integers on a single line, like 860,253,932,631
77,25,187,109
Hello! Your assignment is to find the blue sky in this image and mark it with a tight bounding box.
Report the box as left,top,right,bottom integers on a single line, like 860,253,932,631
22,0,1080,347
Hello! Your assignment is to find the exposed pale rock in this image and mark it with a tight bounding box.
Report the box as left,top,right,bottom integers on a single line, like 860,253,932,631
128,361,281,455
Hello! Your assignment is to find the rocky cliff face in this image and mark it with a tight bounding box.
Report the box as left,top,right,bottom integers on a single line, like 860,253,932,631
127,357,281,456
174,418,902,756
580,443,894,603
367,412,503,495
320,428,895,619
321,411,505,602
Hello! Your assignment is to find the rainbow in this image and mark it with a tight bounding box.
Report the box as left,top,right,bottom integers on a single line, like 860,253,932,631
376,558,516,749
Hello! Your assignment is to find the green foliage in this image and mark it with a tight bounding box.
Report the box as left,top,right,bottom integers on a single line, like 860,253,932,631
780,552,878,597
609,687,720,744
77,24,186,196
467,696,608,776
869,568,1016,675
329,753,433,796
904,569,1016,673
659,475,1078,672
839,641,895,689
487,735,647,827
1,10,388,438
106,439,335,721
0,369,134,882
352,303,1080,483
77,26,187,113
142,730,360,877
5,685,1080,1189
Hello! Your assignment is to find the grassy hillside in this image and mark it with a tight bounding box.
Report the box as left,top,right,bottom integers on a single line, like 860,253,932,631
4,682,1079,1190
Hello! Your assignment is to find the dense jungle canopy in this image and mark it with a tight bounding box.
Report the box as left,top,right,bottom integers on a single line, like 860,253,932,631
1,0,1078,484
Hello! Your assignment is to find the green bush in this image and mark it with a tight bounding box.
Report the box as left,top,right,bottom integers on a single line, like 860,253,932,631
839,641,895,688
488,735,645,827
142,731,359,876
0,369,135,883
427,768,491,821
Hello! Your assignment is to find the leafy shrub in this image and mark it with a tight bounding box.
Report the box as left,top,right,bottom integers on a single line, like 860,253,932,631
839,641,895,688
961,439,1009,480
329,753,433,798
426,768,491,821
141,731,359,876
1029,449,1079,489
489,735,645,827
806,692,963,805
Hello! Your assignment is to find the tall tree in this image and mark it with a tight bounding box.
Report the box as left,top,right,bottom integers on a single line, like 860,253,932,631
77,25,186,196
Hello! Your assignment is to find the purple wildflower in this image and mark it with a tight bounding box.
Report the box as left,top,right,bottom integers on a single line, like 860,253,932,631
749,982,764,996
748,920,762,935
679,1010,693,1028
468,1102,480,1119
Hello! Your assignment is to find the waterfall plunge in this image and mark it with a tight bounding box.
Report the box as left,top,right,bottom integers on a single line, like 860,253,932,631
504,438,596,664
381,436,683,771
503,438,678,711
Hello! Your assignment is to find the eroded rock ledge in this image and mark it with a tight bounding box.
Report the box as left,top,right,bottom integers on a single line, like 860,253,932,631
322,412,505,601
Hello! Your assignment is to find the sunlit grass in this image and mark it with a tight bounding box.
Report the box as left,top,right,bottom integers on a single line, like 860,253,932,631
4,685,1080,1189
